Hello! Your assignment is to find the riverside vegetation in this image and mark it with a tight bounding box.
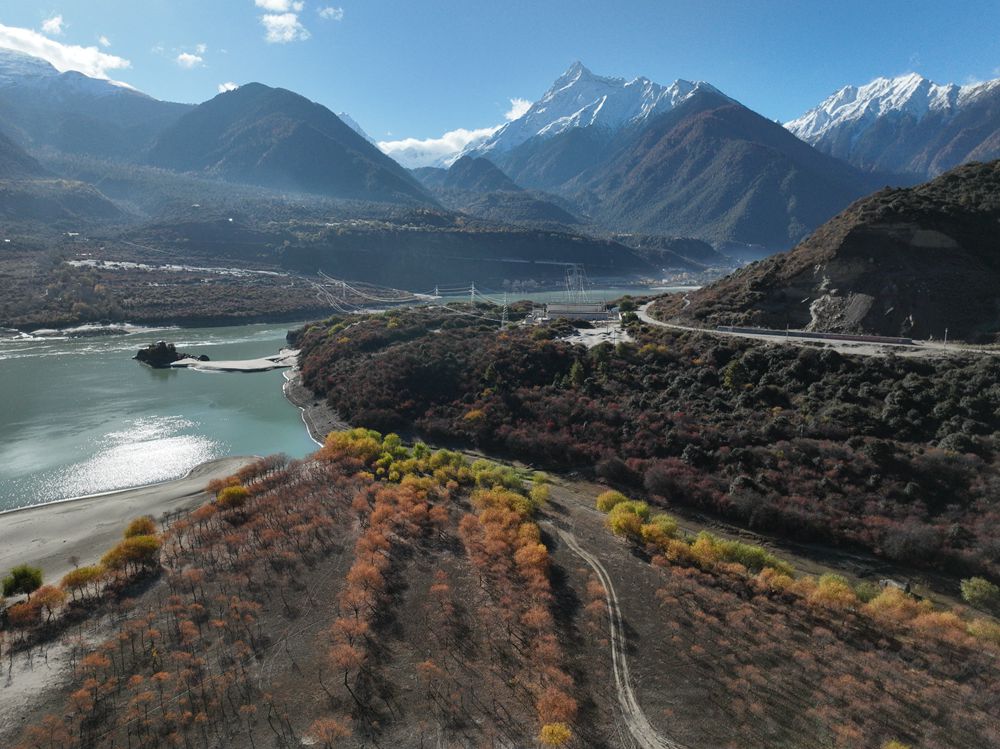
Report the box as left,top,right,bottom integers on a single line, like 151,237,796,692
2,431,998,748
294,306,1000,580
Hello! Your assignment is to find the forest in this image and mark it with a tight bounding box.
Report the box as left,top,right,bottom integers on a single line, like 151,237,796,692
295,307,1000,580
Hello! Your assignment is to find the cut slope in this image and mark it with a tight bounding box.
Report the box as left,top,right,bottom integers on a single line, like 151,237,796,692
670,160,1000,340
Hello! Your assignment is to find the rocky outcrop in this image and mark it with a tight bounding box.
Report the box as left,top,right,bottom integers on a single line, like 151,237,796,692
134,341,208,368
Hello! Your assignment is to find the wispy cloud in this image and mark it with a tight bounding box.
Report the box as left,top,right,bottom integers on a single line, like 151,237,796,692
0,22,130,79
41,15,64,36
176,52,203,68
319,7,344,21
98,35,110,48
195,42,207,55
378,126,501,168
218,81,239,93
505,97,531,121
255,0,303,10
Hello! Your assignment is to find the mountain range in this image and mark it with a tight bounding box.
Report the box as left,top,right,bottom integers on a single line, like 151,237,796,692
1,47,999,257
463,63,879,248
786,73,1000,179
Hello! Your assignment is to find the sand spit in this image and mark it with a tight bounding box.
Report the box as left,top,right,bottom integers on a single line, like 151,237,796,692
0,456,252,588
171,348,299,372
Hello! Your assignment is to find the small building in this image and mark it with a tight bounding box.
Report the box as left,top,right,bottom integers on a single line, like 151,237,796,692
541,302,617,322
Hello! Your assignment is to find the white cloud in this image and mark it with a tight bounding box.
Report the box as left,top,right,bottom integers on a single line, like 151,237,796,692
0,23,130,79
218,81,239,93
505,97,531,121
98,35,110,48
255,0,304,11
319,6,344,20
195,42,207,55
41,15,64,36
176,52,204,68
378,126,501,169
260,12,310,43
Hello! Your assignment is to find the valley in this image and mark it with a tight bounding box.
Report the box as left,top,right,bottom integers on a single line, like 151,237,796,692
1,13,999,749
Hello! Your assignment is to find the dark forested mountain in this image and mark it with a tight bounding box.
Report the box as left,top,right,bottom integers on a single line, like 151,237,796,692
475,65,878,250
442,156,522,193
0,130,46,179
412,156,581,227
0,126,121,222
787,73,1000,180
147,83,430,203
0,49,191,160
667,160,1000,341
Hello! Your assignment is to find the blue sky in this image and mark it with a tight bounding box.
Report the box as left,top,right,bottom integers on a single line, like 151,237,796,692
1,1,998,151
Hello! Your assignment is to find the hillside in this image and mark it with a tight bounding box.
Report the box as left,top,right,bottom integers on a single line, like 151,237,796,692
147,83,429,203
442,155,522,192
0,130,122,223
788,73,1000,179
666,160,1000,340
5,430,1000,749
0,130,46,179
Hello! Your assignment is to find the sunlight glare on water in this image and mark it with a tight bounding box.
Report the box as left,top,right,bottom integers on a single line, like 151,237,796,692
0,322,318,512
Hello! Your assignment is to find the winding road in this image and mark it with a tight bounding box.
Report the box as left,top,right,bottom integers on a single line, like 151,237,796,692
553,526,685,749
635,302,994,359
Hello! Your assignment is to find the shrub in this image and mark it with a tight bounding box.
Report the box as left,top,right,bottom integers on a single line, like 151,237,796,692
2,563,43,597
809,574,859,609
607,501,650,541
539,723,572,746
865,587,924,627
960,576,1000,612
124,515,156,538
217,485,250,509
967,618,1000,646
596,490,629,513
640,514,679,549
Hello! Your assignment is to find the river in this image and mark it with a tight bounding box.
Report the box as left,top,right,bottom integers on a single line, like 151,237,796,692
0,323,318,512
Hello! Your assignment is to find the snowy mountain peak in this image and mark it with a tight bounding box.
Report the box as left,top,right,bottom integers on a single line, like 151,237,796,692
786,72,1000,144
337,112,375,144
466,62,724,157
0,47,60,85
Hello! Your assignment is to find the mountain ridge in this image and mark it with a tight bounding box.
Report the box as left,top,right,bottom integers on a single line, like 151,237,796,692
787,72,1000,178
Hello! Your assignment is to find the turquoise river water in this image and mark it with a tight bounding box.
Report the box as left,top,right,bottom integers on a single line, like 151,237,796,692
0,323,318,512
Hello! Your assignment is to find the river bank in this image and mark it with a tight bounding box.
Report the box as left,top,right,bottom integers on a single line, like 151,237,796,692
0,456,252,588
282,369,348,445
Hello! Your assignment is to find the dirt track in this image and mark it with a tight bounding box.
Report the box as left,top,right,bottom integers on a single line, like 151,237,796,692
552,525,685,749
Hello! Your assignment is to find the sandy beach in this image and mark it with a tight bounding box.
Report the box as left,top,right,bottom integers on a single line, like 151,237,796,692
0,456,251,588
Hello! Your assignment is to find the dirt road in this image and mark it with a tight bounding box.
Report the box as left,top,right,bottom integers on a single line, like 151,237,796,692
552,526,685,749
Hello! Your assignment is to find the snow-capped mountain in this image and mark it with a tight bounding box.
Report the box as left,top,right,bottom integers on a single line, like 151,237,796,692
787,73,1000,178
466,61,724,156
0,46,190,160
337,112,376,144
0,47,143,98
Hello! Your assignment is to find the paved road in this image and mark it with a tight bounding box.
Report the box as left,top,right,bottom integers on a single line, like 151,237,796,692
636,303,989,359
